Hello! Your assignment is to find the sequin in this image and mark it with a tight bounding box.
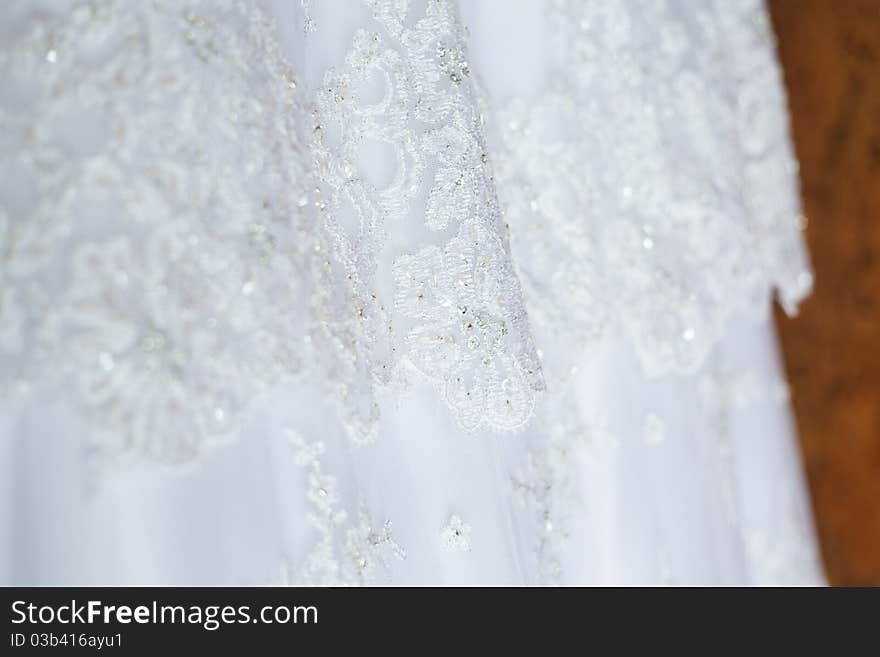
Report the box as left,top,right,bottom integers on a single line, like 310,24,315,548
441,515,472,552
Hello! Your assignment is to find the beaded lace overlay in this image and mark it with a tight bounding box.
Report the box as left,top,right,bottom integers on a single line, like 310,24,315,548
0,0,823,586
0,0,542,459
1,1,315,461
489,0,812,377
0,0,810,458
308,0,544,433
483,0,814,583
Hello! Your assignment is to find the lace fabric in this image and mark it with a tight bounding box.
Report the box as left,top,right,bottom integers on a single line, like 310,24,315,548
0,0,825,586
308,0,544,434
486,0,812,379
1,0,315,461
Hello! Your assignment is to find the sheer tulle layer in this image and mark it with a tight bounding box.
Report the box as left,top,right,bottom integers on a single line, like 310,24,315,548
2,311,823,585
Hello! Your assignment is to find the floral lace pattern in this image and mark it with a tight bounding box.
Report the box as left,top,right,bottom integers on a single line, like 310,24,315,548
393,220,541,430
0,0,810,448
491,1,818,580
308,0,544,432
0,0,823,586
287,430,406,585
0,0,316,462
440,514,472,552
512,391,616,584
489,0,813,376
0,0,544,455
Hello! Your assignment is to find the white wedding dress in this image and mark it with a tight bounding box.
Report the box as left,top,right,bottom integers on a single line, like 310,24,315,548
0,0,826,585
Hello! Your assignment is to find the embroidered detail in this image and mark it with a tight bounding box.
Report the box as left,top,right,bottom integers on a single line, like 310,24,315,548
287,431,348,585
512,393,616,584
393,221,541,430
287,429,405,585
0,1,312,462
440,514,472,552
491,0,813,582
308,0,544,433
488,0,812,377
346,512,407,584
437,43,470,85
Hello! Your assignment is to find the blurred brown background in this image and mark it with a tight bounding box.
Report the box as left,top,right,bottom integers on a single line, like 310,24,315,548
769,0,880,585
